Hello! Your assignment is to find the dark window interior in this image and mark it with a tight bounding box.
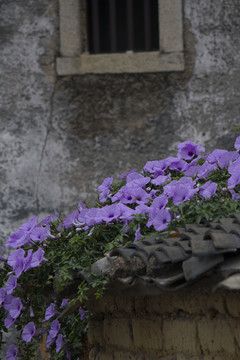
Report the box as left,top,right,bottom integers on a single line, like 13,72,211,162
87,0,159,54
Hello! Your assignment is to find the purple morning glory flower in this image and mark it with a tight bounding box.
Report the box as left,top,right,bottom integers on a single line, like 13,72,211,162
22,322,36,342
98,177,113,192
95,204,121,224
46,334,55,348
207,149,239,169
60,299,70,308
19,216,38,232
217,151,239,169
23,249,33,272
163,180,179,197
6,216,38,248
49,319,60,338
119,189,136,204
197,162,216,179
37,213,58,227
45,303,56,320
98,177,113,202
134,225,143,242
130,187,149,204
177,141,205,160
172,185,190,205
6,344,18,360
119,168,137,180
172,185,197,205
228,157,240,175
150,194,168,212
134,203,150,216
229,189,240,199
151,175,171,186
64,202,85,227
120,186,149,205
77,201,85,212
130,176,152,188
148,189,157,200
178,176,196,187
56,334,64,353
126,171,143,182
8,297,22,319
62,209,79,229
5,231,27,249
126,172,151,188
147,209,171,232
234,136,240,150
66,348,71,360
227,168,240,189
5,275,17,295
166,157,188,172
77,208,100,228
199,181,218,198
118,203,136,221
143,160,166,175
30,248,45,268
79,307,88,321
207,149,228,164
4,314,15,329
30,225,55,243
4,294,15,311
184,161,199,177
0,288,6,305
7,249,25,277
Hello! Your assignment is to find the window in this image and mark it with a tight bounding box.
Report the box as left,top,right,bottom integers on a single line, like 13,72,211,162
57,0,184,75
87,0,159,54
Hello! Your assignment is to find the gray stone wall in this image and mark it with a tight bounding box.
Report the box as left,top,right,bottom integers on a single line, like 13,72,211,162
1,0,240,245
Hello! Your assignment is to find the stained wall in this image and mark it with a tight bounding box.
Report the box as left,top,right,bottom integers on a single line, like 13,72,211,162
1,0,240,244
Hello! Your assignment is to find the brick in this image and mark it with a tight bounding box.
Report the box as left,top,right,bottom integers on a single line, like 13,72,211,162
114,296,134,314
176,355,212,360
89,347,100,360
163,319,197,354
88,295,117,314
132,318,163,350
146,291,226,316
197,319,235,355
88,320,104,346
226,292,240,317
146,293,185,314
96,350,114,360
134,297,148,314
229,318,240,347
103,318,133,348
114,350,145,360
196,291,226,316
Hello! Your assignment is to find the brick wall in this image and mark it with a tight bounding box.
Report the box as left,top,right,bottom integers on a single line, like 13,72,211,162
87,289,240,359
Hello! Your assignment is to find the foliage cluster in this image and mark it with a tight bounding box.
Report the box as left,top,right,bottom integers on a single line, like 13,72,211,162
1,137,240,359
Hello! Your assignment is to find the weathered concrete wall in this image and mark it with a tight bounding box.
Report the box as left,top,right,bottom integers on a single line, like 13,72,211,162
1,0,240,244
87,290,240,359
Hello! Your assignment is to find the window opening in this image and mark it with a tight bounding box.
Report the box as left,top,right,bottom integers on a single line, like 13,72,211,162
87,0,159,54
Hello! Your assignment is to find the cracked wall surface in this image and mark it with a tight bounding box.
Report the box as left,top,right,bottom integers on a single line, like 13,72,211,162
1,0,240,245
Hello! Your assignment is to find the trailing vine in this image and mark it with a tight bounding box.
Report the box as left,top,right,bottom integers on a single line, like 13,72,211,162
1,136,240,359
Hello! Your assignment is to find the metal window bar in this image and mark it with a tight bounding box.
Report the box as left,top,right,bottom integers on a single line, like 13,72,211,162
109,0,117,52
126,0,134,50
144,0,151,51
91,0,100,53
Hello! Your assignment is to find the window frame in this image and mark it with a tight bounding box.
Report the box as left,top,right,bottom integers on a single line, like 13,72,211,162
56,0,184,75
